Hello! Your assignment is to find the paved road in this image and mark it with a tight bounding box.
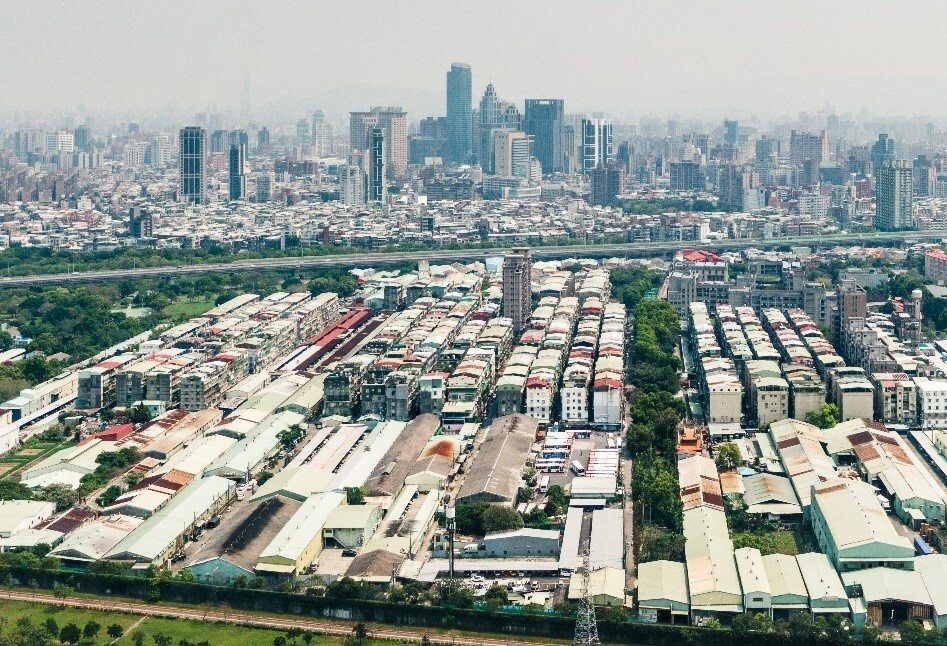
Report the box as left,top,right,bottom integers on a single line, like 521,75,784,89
2,589,570,646
0,231,936,288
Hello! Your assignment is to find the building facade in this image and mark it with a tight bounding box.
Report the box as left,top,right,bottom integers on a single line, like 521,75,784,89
179,126,207,205
446,62,472,164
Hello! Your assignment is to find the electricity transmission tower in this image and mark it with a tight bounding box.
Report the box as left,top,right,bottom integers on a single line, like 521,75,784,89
573,551,601,646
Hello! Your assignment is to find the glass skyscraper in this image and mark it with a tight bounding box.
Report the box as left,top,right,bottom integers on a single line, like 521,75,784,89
524,99,565,175
446,62,472,164
228,143,246,201
178,126,207,204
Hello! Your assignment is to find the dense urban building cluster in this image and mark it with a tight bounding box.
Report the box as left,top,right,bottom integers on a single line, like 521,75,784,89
11,56,947,645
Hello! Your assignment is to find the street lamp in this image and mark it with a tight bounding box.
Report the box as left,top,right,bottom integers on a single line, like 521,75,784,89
446,506,456,582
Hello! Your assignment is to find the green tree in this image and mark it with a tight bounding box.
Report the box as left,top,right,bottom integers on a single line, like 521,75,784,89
53,584,72,599
107,624,124,639
732,612,773,635
345,486,367,505
132,631,146,646
805,403,840,429
44,617,59,637
898,619,928,646
481,505,524,533
446,586,474,609
522,507,550,529
484,585,509,607
0,481,34,501
60,623,81,645
83,620,101,641
152,633,173,646
544,484,567,515
715,442,743,471
37,483,76,511
130,403,153,424
454,502,489,535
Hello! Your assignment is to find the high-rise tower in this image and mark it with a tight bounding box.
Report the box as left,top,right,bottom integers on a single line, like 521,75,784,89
368,127,387,204
178,126,207,204
228,142,246,201
581,119,613,172
524,99,565,174
503,247,532,333
875,160,914,231
446,63,472,164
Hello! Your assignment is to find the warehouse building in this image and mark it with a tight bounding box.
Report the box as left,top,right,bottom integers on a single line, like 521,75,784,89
568,566,626,607
636,560,690,624
256,491,345,577
364,414,441,497
186,494,303,584
795,552,849,615
841,566,942,628
589,508,623,571
20,439,118,490
735,547,771,614
683,506,743,619
49,514,143,565
762,553,809,620
810,479,915,572
742,473,802,523
456,414,536,506
0,500,56,538
482,528,560,558
404,435,459,492
769,418,839,518
105,476,235,566
204,411,305,480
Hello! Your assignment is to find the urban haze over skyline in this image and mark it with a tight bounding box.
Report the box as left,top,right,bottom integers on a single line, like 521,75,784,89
4,0,947,125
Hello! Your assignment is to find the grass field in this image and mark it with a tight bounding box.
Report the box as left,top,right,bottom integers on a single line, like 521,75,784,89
163,298,216,319
0,599,396,645
731,528,814,556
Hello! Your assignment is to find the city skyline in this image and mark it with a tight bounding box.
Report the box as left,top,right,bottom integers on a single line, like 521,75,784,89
4,1,947,124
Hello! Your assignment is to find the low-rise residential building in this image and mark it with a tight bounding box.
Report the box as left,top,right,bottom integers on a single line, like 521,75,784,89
915,377,947,430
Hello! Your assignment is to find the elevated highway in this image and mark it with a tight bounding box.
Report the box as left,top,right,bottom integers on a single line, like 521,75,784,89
0,231,938,288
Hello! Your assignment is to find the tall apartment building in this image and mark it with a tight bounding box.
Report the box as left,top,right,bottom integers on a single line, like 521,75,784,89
368,127,387,204
228,143,246,200
503,248,532,333
524,99,565,174
179,126,207,205
446,62,472,163
789,130,829,167
123,142,148,168
669,161,705,191
493,130,532,178
150,135,172,167
349,107,407,178
210,130,229,153
875,160,914,231
590,165,625,206
870,133,895,173
311,111,333,157
789,129,828,185
340,164,365,205
581,119,613,172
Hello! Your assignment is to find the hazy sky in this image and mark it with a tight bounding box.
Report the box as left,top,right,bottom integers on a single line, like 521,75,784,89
4,1,947,124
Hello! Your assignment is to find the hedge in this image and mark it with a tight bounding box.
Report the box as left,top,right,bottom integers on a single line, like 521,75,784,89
0,565,804,646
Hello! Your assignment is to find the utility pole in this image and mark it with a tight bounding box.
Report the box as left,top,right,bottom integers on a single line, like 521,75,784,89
573,550,600,646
